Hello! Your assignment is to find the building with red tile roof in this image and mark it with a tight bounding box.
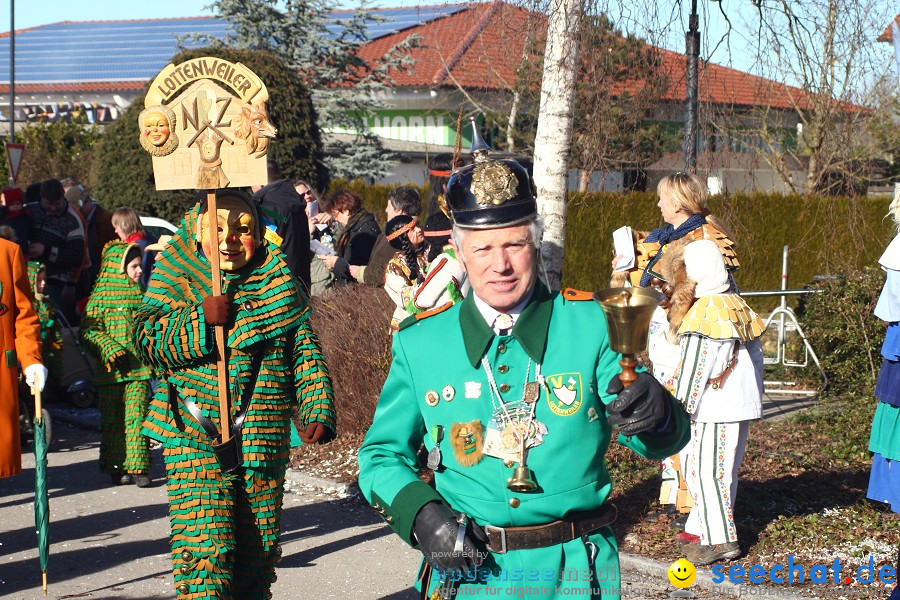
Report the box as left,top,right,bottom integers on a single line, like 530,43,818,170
0,2,846,191
878,15,899,42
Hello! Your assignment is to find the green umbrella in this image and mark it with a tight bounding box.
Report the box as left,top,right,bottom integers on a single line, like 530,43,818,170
32,385,49,596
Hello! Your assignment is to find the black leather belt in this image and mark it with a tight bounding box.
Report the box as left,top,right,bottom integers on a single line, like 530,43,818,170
483,504,617,554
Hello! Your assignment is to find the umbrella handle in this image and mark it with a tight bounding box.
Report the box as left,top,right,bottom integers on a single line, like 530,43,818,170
31,385,42,425
42,571,47,595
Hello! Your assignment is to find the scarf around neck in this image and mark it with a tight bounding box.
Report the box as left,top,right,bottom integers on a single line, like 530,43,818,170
640,213,707,287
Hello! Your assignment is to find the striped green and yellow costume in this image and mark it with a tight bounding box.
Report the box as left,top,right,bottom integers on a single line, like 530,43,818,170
80,241,152,478
27,261,63,383
133,197,336,600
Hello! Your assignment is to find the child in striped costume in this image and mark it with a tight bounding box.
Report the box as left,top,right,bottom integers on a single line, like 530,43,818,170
81,240,152,486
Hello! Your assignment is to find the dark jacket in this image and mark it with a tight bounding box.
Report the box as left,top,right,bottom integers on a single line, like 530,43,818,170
26,200,86,285
253,180,312,293
362,233,393,286
332,210,380,283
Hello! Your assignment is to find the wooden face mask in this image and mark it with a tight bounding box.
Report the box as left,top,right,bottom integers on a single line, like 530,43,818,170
198,197,259,272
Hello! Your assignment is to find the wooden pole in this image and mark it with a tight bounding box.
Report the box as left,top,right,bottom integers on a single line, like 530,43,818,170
206,190,230,442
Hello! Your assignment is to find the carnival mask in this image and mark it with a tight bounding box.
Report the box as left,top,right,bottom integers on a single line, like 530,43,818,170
143,111,171,147
198,197,259,272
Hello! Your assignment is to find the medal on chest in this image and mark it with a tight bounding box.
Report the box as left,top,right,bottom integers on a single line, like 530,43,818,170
427,425,444,471
479,357,546,492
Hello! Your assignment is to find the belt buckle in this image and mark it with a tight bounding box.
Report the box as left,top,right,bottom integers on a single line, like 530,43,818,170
484,525,507,554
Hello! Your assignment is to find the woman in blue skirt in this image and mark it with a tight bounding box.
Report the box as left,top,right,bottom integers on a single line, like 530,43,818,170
867,185,900,599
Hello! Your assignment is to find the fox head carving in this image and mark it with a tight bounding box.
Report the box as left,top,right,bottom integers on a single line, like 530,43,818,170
234,102,277,157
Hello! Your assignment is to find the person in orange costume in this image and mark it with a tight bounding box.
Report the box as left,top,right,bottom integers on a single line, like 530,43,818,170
0,236,47,478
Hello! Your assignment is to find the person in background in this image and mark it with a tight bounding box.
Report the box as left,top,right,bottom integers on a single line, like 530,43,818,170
352,186,422,287
425,153,454,217
81,241,153,487
670,240,765,565
867,185,900,600
27,261,64,395
111,207,155,287
67,185,117,312
297,181,335,297
0,236,46,478
383,215,427,332
406,211,466,316
317,189,380,284
252,158,312,294
611,172,740,528
1,187,31,254
26,178,85,325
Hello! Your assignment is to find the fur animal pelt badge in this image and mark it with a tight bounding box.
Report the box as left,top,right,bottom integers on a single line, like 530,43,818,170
450,421,484,467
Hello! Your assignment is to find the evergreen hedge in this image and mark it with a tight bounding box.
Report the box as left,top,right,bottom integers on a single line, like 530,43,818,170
564,192,895,309
89,48,324,223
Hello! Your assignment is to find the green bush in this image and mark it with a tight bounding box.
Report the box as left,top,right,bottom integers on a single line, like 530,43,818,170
795,266,887,396
11,120,102,189
90,48,324,223
562,192,895,312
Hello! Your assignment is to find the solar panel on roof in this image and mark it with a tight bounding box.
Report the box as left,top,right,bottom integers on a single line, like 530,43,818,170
0,5,467,84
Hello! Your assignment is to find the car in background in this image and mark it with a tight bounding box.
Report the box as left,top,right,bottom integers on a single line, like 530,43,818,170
140,216,178,241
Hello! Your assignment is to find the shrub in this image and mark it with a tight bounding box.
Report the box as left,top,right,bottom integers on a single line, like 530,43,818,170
563,192,894,313
795,266,887,396
13,120,102,189
308,283,395,437
90,48,324,223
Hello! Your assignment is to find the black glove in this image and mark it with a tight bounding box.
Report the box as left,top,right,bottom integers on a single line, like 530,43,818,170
605,372,673,436
412,502,488,576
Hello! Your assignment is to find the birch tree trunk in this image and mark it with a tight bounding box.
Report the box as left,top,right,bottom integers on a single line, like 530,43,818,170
532,0,583,289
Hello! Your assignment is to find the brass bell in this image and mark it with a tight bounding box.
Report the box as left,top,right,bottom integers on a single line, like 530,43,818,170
177,582,190,594
507,466,537,492
181,550,193,562
180,564,192,575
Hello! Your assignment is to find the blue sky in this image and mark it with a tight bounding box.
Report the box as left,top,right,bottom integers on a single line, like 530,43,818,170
0,0,760,71
2,0,895,86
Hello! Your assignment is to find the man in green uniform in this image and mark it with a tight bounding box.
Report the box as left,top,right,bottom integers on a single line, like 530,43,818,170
357,151,690,599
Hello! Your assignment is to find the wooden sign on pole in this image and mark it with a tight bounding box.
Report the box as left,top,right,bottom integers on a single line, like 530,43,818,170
139,57,275,442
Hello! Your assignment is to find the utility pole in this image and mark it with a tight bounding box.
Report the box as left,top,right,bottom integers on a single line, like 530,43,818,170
683,0,700,172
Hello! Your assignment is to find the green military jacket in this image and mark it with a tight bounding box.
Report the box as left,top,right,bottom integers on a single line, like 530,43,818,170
357,283,689,598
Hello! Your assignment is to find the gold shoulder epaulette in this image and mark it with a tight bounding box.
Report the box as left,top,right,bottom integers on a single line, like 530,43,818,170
689,224,740,271
398,302,454,330
561,288,595,302
677,294,765,341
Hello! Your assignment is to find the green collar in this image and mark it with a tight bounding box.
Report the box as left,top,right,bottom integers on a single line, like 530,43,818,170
459,281,554,367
